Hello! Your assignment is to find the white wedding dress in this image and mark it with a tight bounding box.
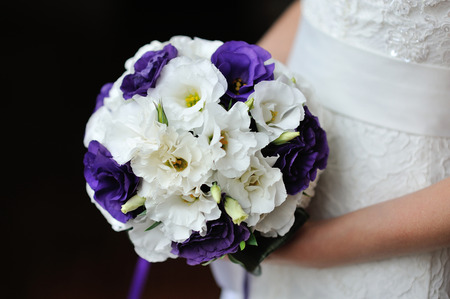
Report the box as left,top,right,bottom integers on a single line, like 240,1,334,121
211,0,450,298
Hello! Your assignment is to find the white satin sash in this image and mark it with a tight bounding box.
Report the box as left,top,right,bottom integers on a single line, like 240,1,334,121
288,18,450,137
210,259,247,299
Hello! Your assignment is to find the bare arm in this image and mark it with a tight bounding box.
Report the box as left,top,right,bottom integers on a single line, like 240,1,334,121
258,0,301,63
272,177,450,268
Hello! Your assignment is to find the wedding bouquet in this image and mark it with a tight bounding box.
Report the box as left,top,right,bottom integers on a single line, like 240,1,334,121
83,36,328,274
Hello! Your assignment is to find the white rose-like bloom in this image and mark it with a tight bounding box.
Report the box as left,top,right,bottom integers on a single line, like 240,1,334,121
102,78,129,112
169,36,223,60
128,214,176,263
84,80,129,148
133,124,214,197
249,79,306,142
253,193,298,237
217,152,287,227
83,105,113,148
199,102,269,178
255,169,323,237
145,190,221,242
102,98,160,165
150,56,227,131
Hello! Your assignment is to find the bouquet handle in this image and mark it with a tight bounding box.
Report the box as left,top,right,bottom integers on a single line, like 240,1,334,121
229,207,309,275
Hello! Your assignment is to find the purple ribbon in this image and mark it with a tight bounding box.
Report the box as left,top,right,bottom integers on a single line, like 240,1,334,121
128,256,249,298
128,257,151,299
243,271,250,299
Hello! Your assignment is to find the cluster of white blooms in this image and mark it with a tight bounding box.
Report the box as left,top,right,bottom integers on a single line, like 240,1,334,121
83,36,315,263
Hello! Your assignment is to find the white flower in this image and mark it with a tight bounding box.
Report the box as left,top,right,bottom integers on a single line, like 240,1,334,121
83,79,132,147
254,194,298,237
128,214,176,263
199,102,269,178
217,152,287,227
102,98,160,165
133,124,214,197
83,105,113,148
255,170,324,237
145,189,221,242
249,79,306,141
86,185,133,232
150,56,227,131
169,36,223,60
103,78,130,111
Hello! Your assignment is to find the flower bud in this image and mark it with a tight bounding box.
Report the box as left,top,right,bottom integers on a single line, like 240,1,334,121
121,195,146,214
224,196,248,225
211,183,221,204
272,131,300,145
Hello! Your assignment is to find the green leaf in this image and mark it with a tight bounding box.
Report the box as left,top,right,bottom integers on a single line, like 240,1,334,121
240,241,246,251
229,208,309,276
145,221,162,231
247,232,258,246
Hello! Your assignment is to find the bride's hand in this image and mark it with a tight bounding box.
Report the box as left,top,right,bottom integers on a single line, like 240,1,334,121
268,177,450,269
267,220,335,268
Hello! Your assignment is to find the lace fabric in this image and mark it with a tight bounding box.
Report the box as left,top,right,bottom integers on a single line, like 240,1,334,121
212,1,450,298
247,103,450,299
302,0,450,67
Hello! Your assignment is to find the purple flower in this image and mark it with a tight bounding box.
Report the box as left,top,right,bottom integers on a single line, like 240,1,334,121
262,106,329,195
120,44,178,99
171,203,250,265
211,41,274,106
83,140,140,223
94,82,113,112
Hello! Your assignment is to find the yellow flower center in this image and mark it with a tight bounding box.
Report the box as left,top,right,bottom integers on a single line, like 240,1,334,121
183,194,199,204
220,131,228,150
166,157,188,172
185,92,200,107
268,110,278,124
231,78,246,95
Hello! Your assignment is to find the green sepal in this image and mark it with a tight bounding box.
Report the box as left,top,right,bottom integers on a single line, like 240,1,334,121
201,257,218,266
244,97,254,110
227,100,233,111
145,221,162,231
228,207,309,276
137,210,147,217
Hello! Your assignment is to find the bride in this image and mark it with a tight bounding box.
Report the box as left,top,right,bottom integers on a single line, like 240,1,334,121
211,0,450,298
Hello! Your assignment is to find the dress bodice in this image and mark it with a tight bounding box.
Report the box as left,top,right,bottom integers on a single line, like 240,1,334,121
289,0,450,138
302,0,450,68
212,1,450,298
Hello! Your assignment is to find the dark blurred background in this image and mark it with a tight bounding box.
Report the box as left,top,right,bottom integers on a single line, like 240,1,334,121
3,1,294,298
